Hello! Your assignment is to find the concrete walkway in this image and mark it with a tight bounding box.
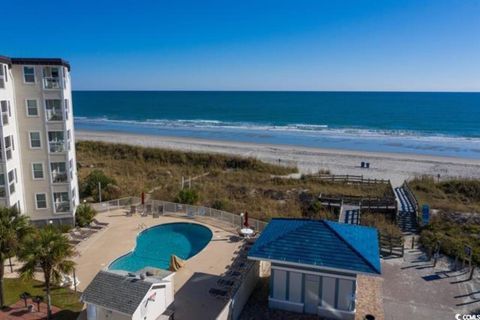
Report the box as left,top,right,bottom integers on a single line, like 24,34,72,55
383,246,480,320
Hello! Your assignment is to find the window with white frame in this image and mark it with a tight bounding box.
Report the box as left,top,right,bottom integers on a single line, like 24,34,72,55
36,193,47,209
53,192,70,212
26,100,39,116
45,99,63,121
23,66,35,83
0,100,10,125
0,173,5,197
29,132,41,148
8,169,15,194
0,65,5,89
4,135,13,160
32,163,44,179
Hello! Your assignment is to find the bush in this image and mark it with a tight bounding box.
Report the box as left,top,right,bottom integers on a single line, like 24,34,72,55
175,189,199,205
75,203,97,227
212,199,229,211
81,169,117,201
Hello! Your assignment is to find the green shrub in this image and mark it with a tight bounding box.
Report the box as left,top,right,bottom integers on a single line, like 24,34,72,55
175,189,199,205
212,199,229,210
75,203,97,227
81,169,117,201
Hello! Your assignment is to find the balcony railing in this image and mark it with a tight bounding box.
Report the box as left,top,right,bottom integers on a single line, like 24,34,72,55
49,141,65,153
55,202,70,213
46,110,63,121
43,77,61,89
52,172,68,183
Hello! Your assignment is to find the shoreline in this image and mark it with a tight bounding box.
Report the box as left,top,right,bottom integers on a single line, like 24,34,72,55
76,129,480,186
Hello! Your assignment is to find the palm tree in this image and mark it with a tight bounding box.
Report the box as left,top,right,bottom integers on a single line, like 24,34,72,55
0,207,31,308
19,226,75,319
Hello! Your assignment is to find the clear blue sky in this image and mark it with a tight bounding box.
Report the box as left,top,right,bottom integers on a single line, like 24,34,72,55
3,0,479,91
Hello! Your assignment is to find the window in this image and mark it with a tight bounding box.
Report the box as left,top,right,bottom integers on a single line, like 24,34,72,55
64,99,69,120
51,162,67,183
8,169,15,194
337,279,355,311
43,67,61,89
4,136,13,160
23,66,35,83
32,163,44,179
53,192,70,212
45,99,63,121
48,131,64,152
0,173,5,197
29,132,41,148
36,193,47,209
0,65,5,89
0,100,10,125
26,100,39,116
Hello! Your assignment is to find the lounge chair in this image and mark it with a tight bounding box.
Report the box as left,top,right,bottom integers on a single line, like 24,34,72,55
144,204,152,216
127,205,136,216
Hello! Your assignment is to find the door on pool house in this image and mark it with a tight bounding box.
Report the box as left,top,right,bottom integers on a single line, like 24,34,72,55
304,274,320,314
304,273,356,316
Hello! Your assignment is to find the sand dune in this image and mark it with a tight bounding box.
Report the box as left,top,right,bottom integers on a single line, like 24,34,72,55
76,130,480,186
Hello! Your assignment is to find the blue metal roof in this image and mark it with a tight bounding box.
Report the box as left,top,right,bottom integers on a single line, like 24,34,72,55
248,218,381,275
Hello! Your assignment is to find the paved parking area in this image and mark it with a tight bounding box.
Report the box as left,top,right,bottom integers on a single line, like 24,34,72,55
382,247,480,320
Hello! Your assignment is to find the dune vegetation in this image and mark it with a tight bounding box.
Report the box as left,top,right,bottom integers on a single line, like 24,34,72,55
76,141,390,221
409,176,480,264
409,176,480,213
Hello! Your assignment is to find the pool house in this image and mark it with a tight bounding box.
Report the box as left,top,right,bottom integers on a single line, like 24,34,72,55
82,268,175,320
248,218,381,320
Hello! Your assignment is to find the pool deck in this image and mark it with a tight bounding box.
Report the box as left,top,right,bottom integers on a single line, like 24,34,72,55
74,209,243,319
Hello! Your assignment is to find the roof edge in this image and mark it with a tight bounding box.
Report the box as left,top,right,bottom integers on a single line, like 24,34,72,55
10,57,71,71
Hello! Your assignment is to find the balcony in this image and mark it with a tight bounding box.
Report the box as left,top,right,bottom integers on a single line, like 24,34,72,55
43,77,61,89
55,202,70,213
46,109,63,121
49,141,65,153
52,172,68,183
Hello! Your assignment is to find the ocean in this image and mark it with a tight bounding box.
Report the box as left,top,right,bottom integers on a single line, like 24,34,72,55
73,91,480,159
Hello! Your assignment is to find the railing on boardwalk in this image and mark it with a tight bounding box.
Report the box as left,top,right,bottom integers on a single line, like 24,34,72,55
90,196,269,233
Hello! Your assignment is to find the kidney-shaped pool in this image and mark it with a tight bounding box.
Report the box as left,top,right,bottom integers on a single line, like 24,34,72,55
109,222,213,272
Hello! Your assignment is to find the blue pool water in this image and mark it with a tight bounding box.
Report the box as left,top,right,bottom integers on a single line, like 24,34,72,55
109,222,213,272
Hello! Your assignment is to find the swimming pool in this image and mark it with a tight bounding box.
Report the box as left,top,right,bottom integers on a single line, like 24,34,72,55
109,222,213,272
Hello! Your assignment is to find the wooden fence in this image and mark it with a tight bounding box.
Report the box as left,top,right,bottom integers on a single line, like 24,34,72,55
308,174,390,185
319,195,397,215
380,234,404,257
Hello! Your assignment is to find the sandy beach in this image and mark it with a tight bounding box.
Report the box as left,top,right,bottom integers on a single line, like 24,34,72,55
76,130,480,186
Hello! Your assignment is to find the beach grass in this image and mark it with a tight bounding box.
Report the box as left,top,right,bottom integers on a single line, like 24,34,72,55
409,176,480,213
76,141,390,220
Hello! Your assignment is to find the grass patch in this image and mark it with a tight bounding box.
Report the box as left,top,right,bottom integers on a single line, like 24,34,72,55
4,278,83,319
409,176,480,213
77,141,391,220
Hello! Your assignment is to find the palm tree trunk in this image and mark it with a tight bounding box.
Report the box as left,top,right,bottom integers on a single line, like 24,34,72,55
45,275,52,320
0,258,5,309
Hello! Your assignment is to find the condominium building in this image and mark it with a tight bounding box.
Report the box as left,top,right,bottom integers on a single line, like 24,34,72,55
0,55,78,225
